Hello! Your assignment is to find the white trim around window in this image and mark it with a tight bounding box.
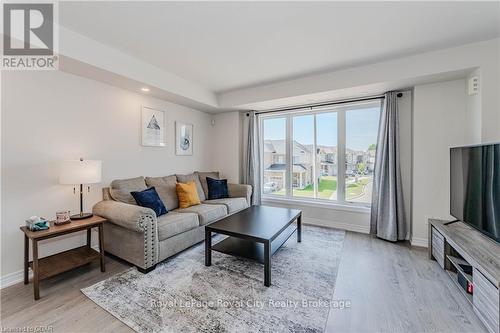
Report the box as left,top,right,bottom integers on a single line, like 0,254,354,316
258,99,381,210
261,196,371,213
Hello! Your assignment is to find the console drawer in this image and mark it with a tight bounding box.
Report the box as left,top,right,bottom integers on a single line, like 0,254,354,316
473,268,499,333
431,227,445,269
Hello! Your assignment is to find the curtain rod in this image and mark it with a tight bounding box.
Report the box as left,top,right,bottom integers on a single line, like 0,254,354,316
249,92,403,116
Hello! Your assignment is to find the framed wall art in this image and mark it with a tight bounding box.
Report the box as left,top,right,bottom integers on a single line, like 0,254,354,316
175,121,193,155
141,107,165,147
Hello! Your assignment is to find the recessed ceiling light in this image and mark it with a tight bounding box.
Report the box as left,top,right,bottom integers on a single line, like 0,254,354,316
141,87,150,92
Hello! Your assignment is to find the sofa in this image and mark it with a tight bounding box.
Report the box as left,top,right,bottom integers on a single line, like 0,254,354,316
92,171,252,273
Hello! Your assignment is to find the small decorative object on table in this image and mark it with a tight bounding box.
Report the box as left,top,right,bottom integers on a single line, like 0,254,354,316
25,216,50,231
55,210,71,225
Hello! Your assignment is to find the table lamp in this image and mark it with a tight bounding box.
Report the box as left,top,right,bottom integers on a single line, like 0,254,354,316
59,158,102,220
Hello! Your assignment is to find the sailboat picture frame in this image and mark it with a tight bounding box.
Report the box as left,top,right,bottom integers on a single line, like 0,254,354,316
141,106,165,147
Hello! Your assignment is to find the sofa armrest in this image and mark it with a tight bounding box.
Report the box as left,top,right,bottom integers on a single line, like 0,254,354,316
93,200,159,269
93,200,156,233
228,183,252,205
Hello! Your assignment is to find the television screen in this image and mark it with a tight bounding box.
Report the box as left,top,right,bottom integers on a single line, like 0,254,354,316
450,143,500,243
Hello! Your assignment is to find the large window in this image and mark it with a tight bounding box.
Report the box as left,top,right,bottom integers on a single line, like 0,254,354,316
260,100,381,207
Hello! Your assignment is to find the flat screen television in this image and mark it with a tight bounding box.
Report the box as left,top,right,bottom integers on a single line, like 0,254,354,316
450,143,500,243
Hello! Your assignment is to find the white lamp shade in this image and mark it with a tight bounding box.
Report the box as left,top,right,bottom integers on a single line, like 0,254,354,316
59,159,102,185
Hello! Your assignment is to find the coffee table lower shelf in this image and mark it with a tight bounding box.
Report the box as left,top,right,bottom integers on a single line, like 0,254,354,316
205,206,302,287
28,246,100,280
211,224,297,263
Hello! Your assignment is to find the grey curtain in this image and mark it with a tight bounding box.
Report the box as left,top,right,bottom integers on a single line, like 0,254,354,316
243,111,261,205
370,92,406,241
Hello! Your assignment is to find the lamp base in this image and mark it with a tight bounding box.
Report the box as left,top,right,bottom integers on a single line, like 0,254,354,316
71,213,93,220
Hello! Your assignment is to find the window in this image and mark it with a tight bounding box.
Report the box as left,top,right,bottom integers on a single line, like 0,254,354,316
316,112,338,200
292,115,314,198
260,100,381,207
345,107,380,203
262,117,287,196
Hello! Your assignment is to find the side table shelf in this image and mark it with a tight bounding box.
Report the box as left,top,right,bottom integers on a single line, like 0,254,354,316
28,246,101,280
21,215,107,300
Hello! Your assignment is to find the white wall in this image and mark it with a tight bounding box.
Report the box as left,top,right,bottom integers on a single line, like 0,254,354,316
220,38,499,142
59,26,218,110
263,200,372,234
211,112,241,183
411,79,472,245
1,70,214,284
466,68,482,143
475,44,500,142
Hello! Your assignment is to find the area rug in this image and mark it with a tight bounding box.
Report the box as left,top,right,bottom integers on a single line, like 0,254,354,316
82,226,345,333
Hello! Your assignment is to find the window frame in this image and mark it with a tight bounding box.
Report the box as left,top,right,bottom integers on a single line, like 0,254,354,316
259,100,381,209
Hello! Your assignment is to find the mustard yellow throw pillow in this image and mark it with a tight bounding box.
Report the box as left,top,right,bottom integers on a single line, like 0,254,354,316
176,181,201,208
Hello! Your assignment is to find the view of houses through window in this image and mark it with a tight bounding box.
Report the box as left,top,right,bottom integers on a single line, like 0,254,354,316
345,107,380,203
262,118,287,195
292,115,315,198
261,100,381,206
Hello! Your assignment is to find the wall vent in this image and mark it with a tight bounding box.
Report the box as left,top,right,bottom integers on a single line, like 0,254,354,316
468,76,479,95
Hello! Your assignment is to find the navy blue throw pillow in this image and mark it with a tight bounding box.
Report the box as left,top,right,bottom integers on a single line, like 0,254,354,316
206,177,229,200
130,187,168,217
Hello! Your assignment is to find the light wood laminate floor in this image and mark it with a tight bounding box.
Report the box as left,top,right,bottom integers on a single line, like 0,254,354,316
325,232,487,333
1,231,488,333
1,258,132,332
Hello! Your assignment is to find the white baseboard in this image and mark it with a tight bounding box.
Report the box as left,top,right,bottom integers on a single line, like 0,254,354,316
303,217,370,234
0,269,32,289
410,237,428,248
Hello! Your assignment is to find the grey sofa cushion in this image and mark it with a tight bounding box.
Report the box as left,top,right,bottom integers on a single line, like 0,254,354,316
175,204,227,226
157,212,199,240
176,173,206,201
196,171,220,198
145,175,178,211
203,198,248,214
109,176,147,205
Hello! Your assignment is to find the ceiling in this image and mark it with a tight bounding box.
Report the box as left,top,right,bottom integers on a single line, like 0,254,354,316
60,2,500,93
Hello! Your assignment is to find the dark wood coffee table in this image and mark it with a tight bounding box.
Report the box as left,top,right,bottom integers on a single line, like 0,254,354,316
205,205,302,287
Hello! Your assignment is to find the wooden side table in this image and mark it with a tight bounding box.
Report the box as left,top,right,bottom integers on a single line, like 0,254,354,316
20,215,106,300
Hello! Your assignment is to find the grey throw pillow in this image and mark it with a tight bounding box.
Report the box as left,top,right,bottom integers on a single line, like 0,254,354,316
196,171,220,198
109,176,147,205
145,175,178,211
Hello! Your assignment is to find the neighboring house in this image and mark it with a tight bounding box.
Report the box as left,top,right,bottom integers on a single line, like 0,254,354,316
316,145,338,177
345,148,375,175
367,145,376,171
264,139,376,193
263,140,313,191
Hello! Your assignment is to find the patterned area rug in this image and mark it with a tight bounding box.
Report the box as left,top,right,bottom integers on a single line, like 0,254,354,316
82,226,345,333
